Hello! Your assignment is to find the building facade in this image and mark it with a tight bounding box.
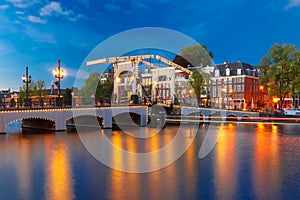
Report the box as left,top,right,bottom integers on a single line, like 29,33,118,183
210,62,260,110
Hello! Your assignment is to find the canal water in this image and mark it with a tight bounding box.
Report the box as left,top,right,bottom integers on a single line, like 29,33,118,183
0,123,300,200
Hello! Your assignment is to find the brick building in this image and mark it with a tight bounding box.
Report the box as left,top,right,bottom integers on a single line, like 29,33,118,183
210,61,260,110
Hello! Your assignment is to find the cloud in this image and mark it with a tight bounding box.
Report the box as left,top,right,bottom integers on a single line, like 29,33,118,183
40,2,70,16
28,15,46,24
7,0,38,8
285,0,300,9
68,14,87,22
39,1,86,22
15,11,24,14
0,4,9,10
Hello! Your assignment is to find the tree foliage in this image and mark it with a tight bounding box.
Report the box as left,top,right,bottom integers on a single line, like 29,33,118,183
175,44,214,67
259,43,300,109
95,77,113,104
63,88,73,106
35,80,46,99
189,71,205,103
79,72,114,105
79,72,100,99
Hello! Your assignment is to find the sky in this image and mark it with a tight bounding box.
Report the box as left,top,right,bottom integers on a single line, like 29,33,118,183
1,0,300,90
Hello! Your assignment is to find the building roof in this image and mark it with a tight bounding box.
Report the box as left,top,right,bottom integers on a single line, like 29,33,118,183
213,61,258,77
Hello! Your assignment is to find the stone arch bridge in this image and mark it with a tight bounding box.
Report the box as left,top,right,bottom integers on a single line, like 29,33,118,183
0,106,147,133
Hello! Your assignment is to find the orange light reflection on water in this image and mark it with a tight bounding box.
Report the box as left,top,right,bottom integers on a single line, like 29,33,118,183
253,123,282,199
44,136,75,200
214,123,238,200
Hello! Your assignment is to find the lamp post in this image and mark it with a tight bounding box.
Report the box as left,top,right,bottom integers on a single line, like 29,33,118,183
53,59,64,106
22,66,32,107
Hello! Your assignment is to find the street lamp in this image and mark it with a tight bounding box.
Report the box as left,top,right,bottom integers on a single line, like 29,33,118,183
22,66,32,107
53,59,64,106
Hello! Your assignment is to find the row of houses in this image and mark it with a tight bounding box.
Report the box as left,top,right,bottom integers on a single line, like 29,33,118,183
100,58,271,110
116,60,274,110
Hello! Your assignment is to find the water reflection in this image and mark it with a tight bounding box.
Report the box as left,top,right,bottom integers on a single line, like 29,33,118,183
44,135,75,200
1,123,300,200
17,136,32,200
214,123,238,200
253,123,282,199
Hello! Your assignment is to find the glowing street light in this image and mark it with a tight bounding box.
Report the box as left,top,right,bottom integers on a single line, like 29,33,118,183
53,59,65,98
53,59,65,106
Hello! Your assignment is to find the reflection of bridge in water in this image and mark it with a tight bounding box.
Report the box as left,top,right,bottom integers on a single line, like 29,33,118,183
0,106,148,133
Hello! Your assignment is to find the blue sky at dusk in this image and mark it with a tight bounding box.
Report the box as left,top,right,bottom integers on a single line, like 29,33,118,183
1,0,300,90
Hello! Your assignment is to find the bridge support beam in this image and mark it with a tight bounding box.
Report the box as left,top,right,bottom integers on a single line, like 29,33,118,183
103,116,112,129
55,110,67,131
140,109,147,127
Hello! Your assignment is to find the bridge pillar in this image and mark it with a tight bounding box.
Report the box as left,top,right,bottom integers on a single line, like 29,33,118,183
55,110,67,131
140,107,147,127
103,109,112,129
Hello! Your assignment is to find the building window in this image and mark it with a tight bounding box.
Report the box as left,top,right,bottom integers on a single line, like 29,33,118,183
218,86,221,97
159,75,167,81
226,68,230,76
213,86,216,97
215,69,220,77
241,85,244,92
237,85,241,92
237,68,241,75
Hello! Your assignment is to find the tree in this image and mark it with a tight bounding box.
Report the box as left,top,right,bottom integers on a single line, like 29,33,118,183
63,88,73,106
174,44,214,105
174,44,214,67
259,43,300,110
95,77,113,105
189,70,205,104
79,72,114,105
35,80,46,99
79,72,100,103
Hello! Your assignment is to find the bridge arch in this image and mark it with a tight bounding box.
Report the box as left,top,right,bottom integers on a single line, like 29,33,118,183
113,112,142,127
21,117,56,130
187,112,205,122
241,115,251,121
5,116,56,132
226,114,238,121
66,115,104,129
